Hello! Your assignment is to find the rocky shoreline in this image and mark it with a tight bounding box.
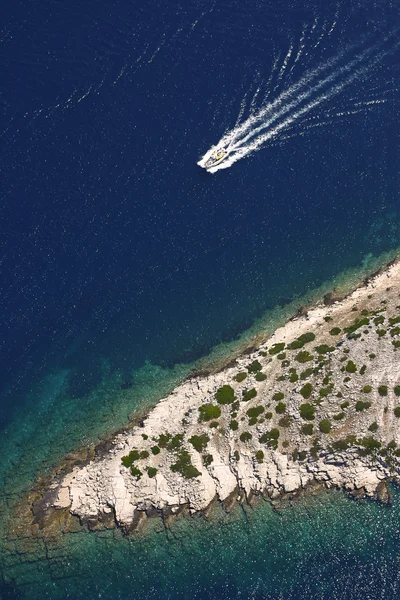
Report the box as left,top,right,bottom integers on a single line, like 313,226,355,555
28,258,399,535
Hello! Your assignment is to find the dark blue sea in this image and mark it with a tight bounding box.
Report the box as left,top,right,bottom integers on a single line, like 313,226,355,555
1,0,400,597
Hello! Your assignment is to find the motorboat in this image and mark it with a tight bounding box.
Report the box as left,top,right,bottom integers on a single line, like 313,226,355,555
203,148,227,168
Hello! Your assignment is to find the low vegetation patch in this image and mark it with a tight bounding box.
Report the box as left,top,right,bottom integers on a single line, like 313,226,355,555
240,431,252,442
345,360,357,373
121,450,140,468
170,449,201,479
319,419,332,434
255,372,267,382
146,467,157,478
314,345,335,354
199,404,221,422
301,423,313,435
272,391,284,401
247,406,264,418
234,371,247,383
215,385,236,405
255,450,264,464
275,401,286,414
329,327,341,336
300,403,315,420
247,360,262,373
287,332,316,350
355,400,371,412
300,383,313,399
188,434,210,452
378,385,388,397
202,454,213,467
296,351,314,363
269,343,285,355
242,388,257,402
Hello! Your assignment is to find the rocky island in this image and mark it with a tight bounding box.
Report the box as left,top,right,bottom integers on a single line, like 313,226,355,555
28,260,400,534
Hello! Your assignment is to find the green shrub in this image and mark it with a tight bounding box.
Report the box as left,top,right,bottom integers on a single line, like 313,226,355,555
140,450,149,459
358,436,381,454
277,352,286,360
319,387,332,398
298,450,307,461
368,422,378,432
157,433,172,449
314,345,335,354
170,449,201,479
360,365,367,375
324,316,332,322
394,386,400,397
287,332,316,350
362,385,372,393
233,450,240,461
265,412,273,420
247,406,264,418
240,431,252,442
215,385,235,405
234,371,247,383
130,466,142,480
319,419,332,434
142,434,148,440
146,467,157,478
277,375,286,382
278,415,292,428
355,401,371,412
247,360,262,373
121,450,140,468
332,435,357,451
344,317,369,335
289,372,299,383
255,372,267,382
374,315,385,325
202,454,213,467
393,340,400,349
389,316,400,326
300,403,315,420
391,327,400,336
255,450,264,464
275,401,286,414
199,404,221,422
151,446,160,455
377,329,387,337
369,353,377,358
345,361,357,373
296,351,314,363
378,385,388,397
300,368,314,380
394,407,400,418
189,434,210,452
333,412,345,421
248,417,257,426
301,423,314,435
329,327,341,336
300,383,313,399
259,429,280,446
242,388,257,402
272,391,284,401
230,420,239,431
269,343,285,355
209,421,219,428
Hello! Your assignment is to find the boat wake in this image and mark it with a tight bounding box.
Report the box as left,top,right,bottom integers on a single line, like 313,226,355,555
198,32,397,173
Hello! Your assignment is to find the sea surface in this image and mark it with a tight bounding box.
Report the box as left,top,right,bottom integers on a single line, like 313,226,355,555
0,0,400,597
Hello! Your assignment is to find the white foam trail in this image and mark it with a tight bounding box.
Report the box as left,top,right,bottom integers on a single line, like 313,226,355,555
199,40,389,173
233,43,378,147
288,24,308,76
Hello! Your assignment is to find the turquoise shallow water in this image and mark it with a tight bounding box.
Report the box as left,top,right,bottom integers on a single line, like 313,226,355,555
8,487,400,600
